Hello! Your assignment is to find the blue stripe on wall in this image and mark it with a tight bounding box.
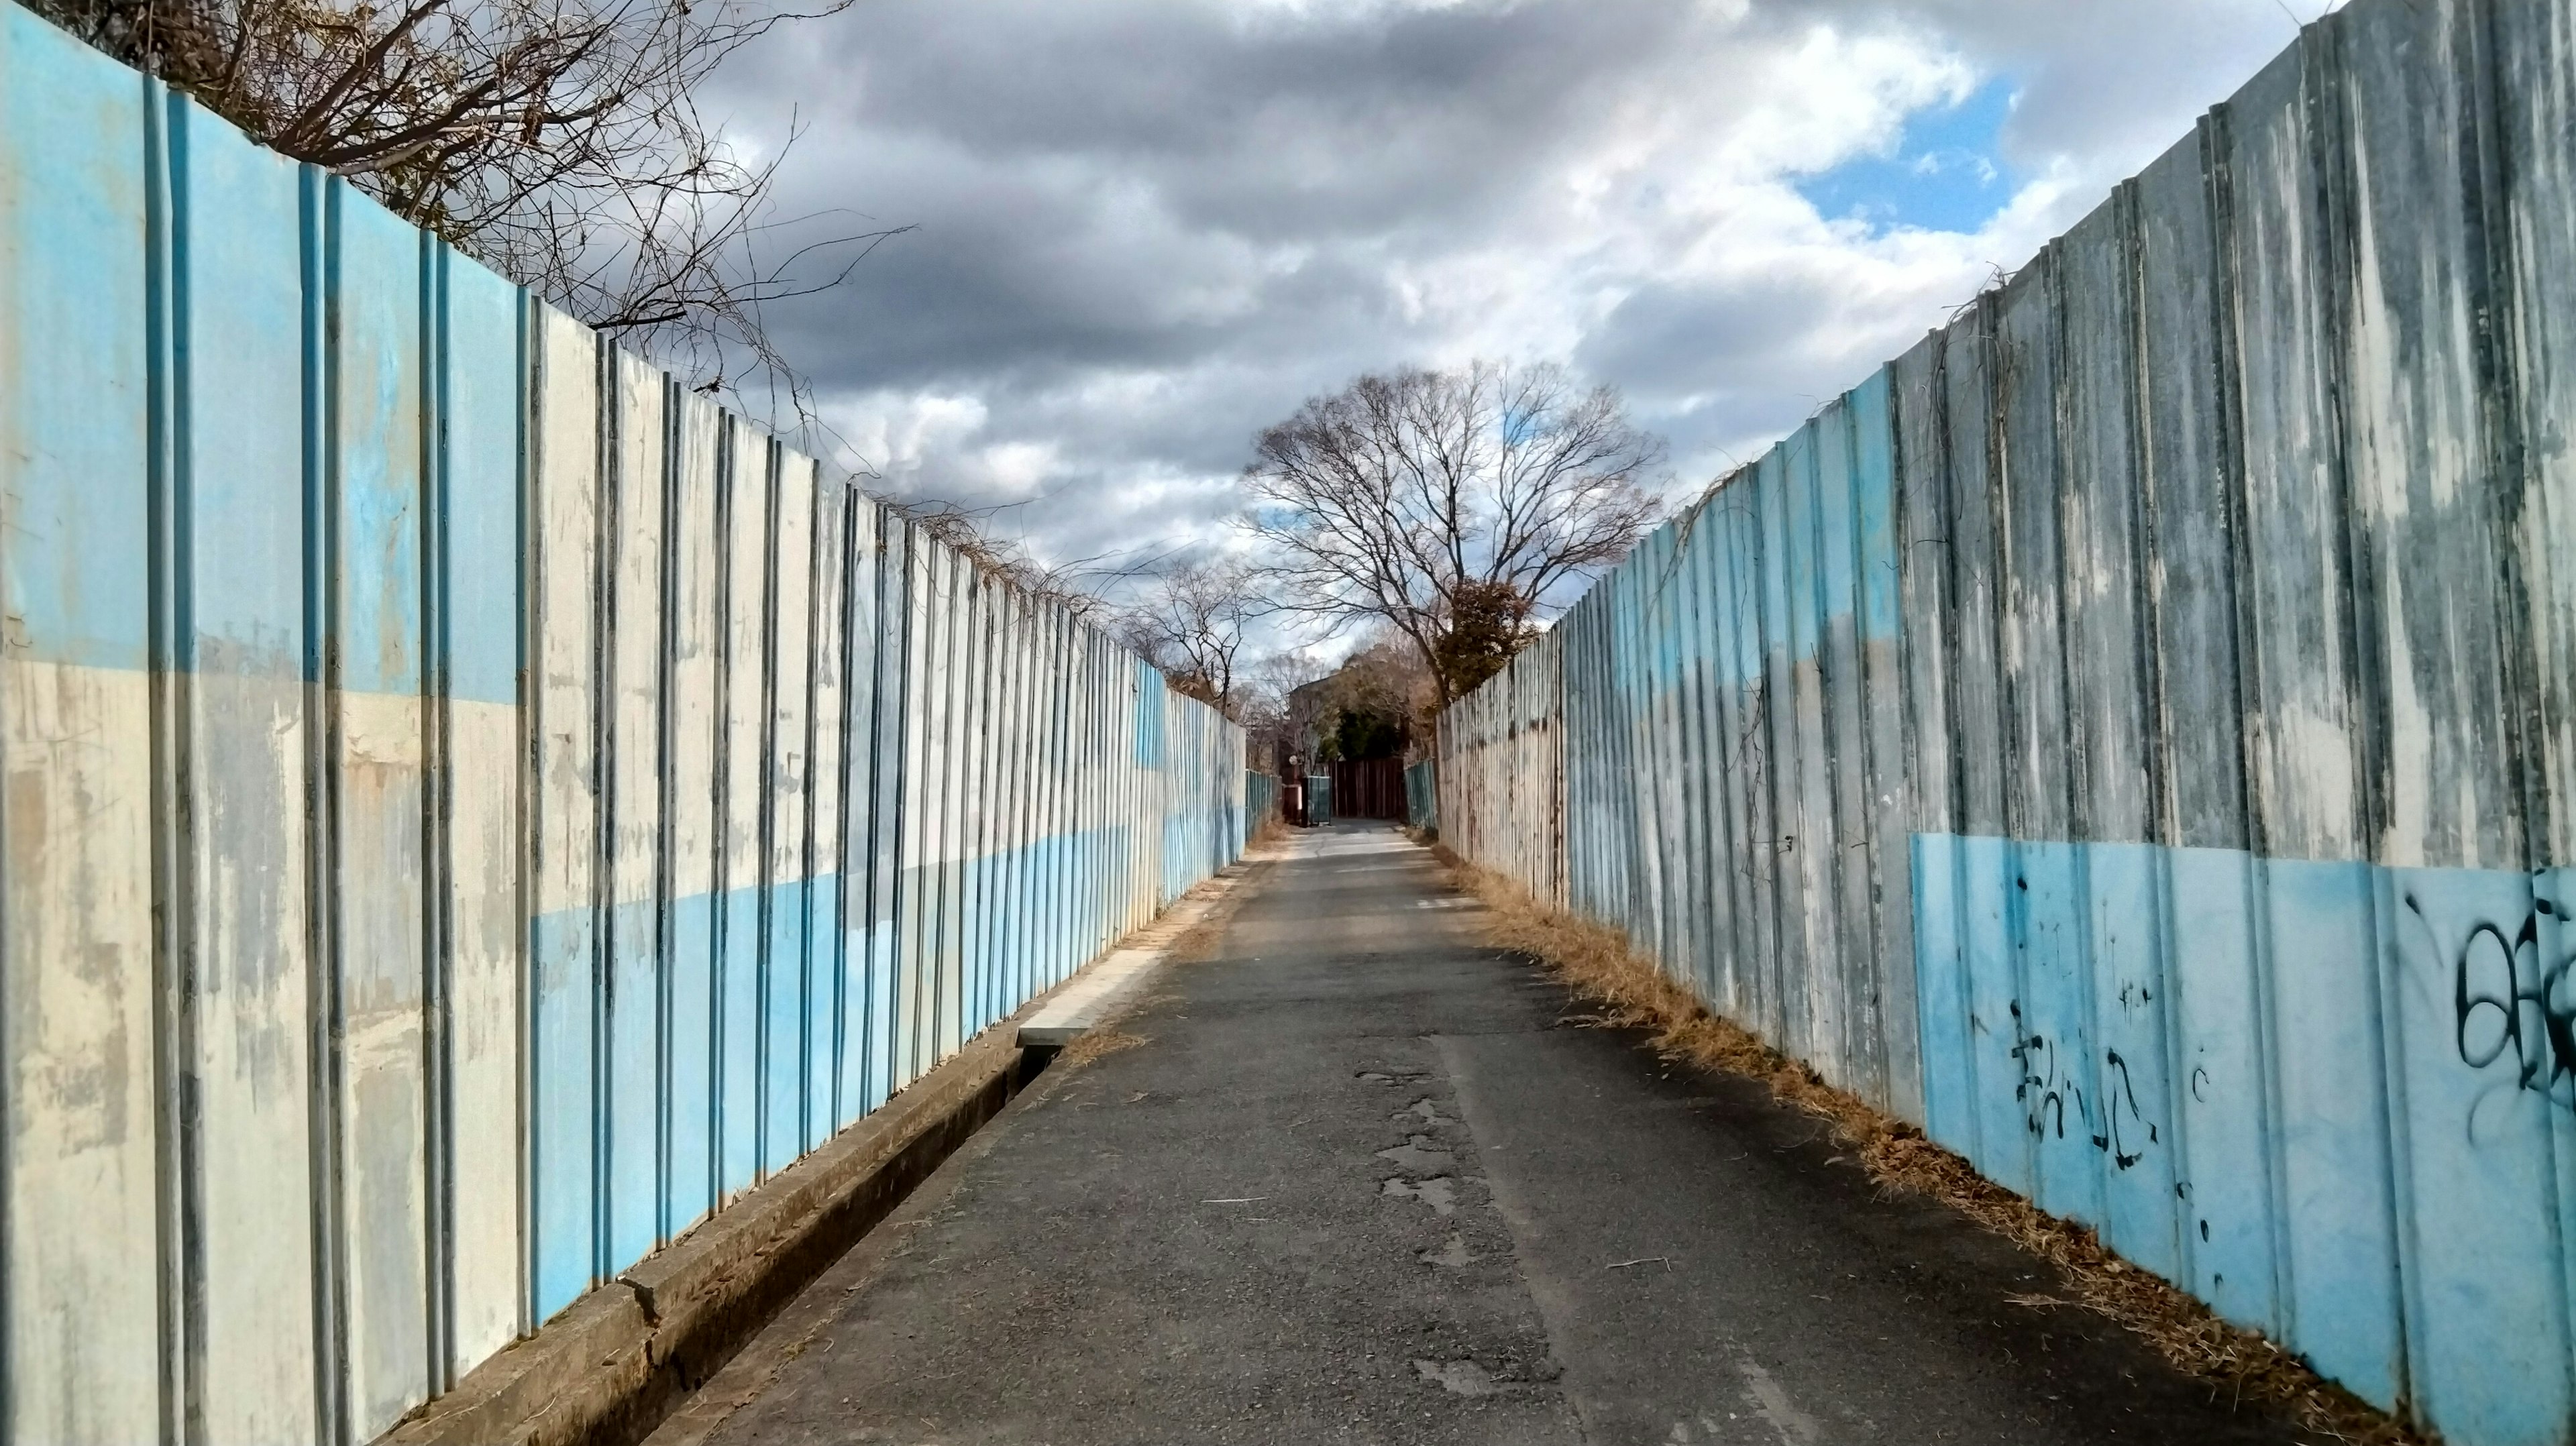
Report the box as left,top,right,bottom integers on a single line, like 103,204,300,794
1916,837,2567,1443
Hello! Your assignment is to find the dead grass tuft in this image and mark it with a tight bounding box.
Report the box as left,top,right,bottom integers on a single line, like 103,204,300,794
1058,1028,1146,1067
1431,845,2430,1446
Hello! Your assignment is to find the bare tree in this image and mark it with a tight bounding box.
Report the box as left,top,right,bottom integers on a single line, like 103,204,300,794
1230,649,1321,772
1116,560,1256,712
33,0,897,414
1244,359,1664,708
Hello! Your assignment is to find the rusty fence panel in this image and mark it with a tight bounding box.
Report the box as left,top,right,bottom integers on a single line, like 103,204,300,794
0,7,1249,1441
1438,3,2576,1443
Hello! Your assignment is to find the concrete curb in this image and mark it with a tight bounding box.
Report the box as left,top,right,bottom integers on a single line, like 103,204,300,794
1014,879,1239,1049
376,858,1271,1446
378,1029,1034,1446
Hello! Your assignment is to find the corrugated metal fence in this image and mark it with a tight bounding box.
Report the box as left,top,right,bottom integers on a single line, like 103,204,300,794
1405,760,1436,832
1442,3,2576,1444
0,7,1248,1443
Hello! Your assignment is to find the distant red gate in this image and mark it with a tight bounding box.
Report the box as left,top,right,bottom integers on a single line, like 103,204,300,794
1328,757,1407,821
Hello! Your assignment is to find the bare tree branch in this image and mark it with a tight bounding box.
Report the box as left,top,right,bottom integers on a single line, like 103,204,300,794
36,0,888,421
1243,359,1664,708
1115,560,1256,714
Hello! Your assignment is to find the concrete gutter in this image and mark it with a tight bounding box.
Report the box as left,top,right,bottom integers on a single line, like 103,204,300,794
376,862,1260,1446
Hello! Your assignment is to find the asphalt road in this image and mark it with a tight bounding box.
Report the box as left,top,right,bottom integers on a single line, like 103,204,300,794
649,822,2305,1446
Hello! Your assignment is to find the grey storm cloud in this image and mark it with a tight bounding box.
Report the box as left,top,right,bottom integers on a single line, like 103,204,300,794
703,0,2332,584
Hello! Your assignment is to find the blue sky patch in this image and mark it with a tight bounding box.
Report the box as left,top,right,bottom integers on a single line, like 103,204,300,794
1796,77,2020,235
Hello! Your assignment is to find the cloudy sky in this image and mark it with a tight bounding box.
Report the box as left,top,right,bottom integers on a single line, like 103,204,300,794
709,0,2337,595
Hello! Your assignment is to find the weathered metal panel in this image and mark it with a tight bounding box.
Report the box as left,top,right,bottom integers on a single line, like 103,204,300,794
1889,331,1960,1142
1034,607,1059,989
2496,10,2576,1439
529,307,600,1325
1001,596,1022,1002
2337,3,2565,1436
970,570,998,1027
1817,402,1879,1104
801,482,845,1154
862,516,910,1113
918,540,959,1069
2210,36,2347,1354
1639,524,1677,971
2501,0,2576,879
1938,307,2029,1194
1997,255,2105,1235
986,596,1016,1027
951,577,988,1040
1031,608,1060,991
973,594,1007,1031
1025,607,1052,991
891,526,932,1093
665,390,722,1235
1676,501,1721,1006
759,449,813,1178
1782,431,1843,1085
969,573,991,980
1046,609,1077,987
437,243,528,1379
1705,483,1764,1032
1059,612,1079,981
995,590,1026,1026
164,94,325,1445
1751,450,1810,1064
714,424,769,1201
833,501,883,1129
2132,115,2267,1325
317,182,435,1439
1849,372,1919,1125
604,351,664,1272
912,541,953,1072
2051,196,2182,1284
0,20,162,1442
1071,616,1091,979
325,181,434,1443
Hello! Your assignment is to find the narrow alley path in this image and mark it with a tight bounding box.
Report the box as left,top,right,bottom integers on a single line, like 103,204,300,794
647,824,2303,1446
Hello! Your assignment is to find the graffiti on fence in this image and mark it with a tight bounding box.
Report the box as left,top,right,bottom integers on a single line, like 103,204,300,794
2008,1001,2158,1170
2408,877,2576,1125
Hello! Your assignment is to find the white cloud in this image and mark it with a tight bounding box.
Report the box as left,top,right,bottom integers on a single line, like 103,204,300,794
706,0,2331,594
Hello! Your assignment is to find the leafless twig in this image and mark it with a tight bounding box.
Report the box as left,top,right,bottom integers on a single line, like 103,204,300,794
39,0,888,421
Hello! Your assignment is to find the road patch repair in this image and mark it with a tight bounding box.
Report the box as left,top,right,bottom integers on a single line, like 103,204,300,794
380,857,1269,1446
627,823,2334,1445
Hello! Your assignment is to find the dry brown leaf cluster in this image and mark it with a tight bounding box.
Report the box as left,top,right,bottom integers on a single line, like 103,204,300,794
1430,845,2430,1446
1058,1029,1147,1068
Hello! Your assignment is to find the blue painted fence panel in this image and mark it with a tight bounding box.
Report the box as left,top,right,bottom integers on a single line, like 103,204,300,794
0,7,1249,1437
327,180,435,1443
1438,2,2576,1443
169,93,324,1445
